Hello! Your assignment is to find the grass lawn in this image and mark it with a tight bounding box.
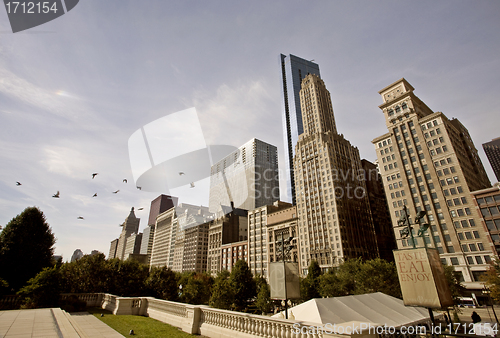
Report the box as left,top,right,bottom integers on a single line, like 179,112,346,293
88,307,197,337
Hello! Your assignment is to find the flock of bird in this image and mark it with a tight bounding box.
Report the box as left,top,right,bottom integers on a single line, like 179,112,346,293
14,173,144,221
11,171,195,225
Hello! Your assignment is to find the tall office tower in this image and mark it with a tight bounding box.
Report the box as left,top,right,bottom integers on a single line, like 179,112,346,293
247,200,292,278
70,249,84,262
149,206,177,268
149,195,178,227
280,54,321,204
111,207,140,260
483,138,500,182
208,138,279,213
372,78,493,288
207,208,248,274
124,232,143,259
109,239,118,259
361,159,398,262
294,74,378,274
172,222,209,273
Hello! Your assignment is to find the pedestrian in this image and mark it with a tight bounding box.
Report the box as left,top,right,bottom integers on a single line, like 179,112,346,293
471,311,481,323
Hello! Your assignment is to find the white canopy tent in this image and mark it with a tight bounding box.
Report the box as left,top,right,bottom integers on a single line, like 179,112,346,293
273,292,433,328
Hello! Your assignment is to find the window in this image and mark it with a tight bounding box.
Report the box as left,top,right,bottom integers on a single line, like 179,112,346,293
450,257,459,265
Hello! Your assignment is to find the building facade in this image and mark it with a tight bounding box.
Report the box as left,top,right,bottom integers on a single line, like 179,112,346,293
109,207,140,260
280,54,321,204
221,240,248,273
207,208,248,274
471,184,500,259
483,138,500,182
124,232,143,259
150,206,177,268
247,201,292,278
361,159,398,262
294,74,379,274
209,138,279,213
172,222,209,273
372,78,494,288
266,205,300,275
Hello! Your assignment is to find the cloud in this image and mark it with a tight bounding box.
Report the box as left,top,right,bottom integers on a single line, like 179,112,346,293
190,78,277,147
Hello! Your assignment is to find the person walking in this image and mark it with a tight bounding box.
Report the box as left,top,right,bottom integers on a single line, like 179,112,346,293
471,311,482,323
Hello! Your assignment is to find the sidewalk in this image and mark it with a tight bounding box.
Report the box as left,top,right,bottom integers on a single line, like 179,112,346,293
0,308,124,337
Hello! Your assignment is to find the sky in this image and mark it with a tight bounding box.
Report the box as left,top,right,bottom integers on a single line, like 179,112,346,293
0,1,499,262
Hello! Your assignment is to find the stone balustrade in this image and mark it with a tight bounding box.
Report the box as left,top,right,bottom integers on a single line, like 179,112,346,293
66,293,342,338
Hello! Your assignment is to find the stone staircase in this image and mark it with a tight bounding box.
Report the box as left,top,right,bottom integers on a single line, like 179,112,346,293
0,308,124,337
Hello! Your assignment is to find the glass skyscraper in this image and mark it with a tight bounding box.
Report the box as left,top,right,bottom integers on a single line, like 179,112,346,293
280,54,320,204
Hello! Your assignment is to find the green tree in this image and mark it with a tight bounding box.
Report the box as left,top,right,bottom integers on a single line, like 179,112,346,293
301,260,322,301
17,266,61,309
60,253,112,293
319,258,402,298
483,261,500,302
145,266,179,301
0,207,56,291
443,265,465,303
354,258,401,298
209,270,233,309
230,260,256,311
179,272,213,305
0,277,9,296
254,275,272,314
107,258,149,297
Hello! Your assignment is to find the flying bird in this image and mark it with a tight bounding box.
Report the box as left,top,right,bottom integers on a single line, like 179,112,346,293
112,190,120,194
92,173,98,179
123,179,127,183
136,186,141,190
190,182,195,188
137,208,144,210
179,172,185,176
77,216,84,220
52,191,60,198
92,193,97,197
16,181,22,186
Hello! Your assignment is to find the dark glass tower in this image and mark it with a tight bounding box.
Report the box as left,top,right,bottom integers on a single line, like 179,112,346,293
280,54,320,204
483,137,500,182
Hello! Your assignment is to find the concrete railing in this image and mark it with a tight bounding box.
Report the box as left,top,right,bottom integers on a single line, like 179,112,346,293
67,293,343,338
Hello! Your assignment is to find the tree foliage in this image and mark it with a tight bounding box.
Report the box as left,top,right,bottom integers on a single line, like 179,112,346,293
301,260,322,301
254,275,272,314
0,207,56,292
178,272,213,305
17,266,61,309
319,258,402,299
209,270,234,310
482,261,500,303
230,260,256,311
145,266,178,301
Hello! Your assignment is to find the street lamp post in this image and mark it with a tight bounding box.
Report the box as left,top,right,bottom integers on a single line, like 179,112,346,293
276,231,295,319
483,286,499,324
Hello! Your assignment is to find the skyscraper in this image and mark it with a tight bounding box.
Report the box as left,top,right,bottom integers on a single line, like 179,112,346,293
109,207,140,260
372,78,494,288
294,74,379,274
208,138,279,213
483,137,500,182
280,54,321,204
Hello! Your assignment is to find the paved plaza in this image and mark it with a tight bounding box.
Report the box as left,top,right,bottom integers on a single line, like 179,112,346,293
0,308,124,338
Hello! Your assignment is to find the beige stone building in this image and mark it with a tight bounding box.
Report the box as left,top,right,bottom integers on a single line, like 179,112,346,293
124,232,143,259
172,222,209,273
372,78,494,289
294,74,379,274
266,205,300,273
247,201,292,278
471,184,500,259
109,207,140,260
221,240,248,272
150,206,177,268
207,207,248,274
